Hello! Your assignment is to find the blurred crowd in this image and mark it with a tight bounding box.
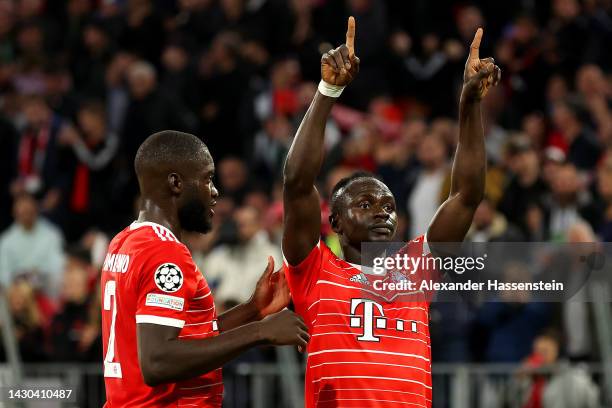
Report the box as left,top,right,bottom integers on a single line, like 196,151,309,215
0,0,610,404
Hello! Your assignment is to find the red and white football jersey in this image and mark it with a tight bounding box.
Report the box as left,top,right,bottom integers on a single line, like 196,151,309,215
101,221,223,407
285,236,434,408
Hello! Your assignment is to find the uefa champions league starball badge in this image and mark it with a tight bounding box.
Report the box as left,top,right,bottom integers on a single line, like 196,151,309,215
154,263,184,293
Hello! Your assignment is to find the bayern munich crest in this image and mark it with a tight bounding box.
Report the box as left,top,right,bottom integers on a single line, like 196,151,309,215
154,263,183,293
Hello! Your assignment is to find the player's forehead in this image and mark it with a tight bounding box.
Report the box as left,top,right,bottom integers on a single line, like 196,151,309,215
202,155,215,174
189,150,215,176
345,178,394,201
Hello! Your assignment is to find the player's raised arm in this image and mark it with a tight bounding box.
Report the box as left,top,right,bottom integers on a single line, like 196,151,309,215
283,17,360,265
427,28,501,243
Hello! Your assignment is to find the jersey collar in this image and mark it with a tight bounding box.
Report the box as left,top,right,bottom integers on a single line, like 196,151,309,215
130,221,180,242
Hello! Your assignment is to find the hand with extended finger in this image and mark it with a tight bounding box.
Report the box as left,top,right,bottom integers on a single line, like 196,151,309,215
319,16,360,96
462,28,502,102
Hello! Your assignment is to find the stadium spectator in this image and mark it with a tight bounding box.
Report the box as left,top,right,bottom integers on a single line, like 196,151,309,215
71,20,114,101
159,41,199,113
1,278,47,362
408,132,448,237
596,150,612,240
575,64,612,144
0,192,65,295
511,330,600,408
253,113,294,180
544,163,599,240
217,156,250,205
550,98,601,171
48,246,96,361
552,221,599,361
117,0,164,66
13,94,67,216
467,197,525,242
197,31,249,158
472,262,552,362
121,60,193,163
511,331,562,408
499,136,549,238
59,101,120,239
204,205,281,305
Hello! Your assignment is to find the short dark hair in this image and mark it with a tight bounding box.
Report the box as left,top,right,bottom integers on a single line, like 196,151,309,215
329,171,383,215
134,130,209,176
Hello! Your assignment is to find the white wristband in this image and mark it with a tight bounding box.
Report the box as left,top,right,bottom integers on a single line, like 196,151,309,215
318,80,345,98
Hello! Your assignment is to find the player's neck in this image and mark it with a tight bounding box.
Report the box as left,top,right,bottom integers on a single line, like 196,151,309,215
341,243,362,265
136,200,182,240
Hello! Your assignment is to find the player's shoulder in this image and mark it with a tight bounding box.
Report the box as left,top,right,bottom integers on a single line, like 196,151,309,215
128,221,181,244
125,222,193,265
283,239,335,272
318,240,341,263
403,234,430,256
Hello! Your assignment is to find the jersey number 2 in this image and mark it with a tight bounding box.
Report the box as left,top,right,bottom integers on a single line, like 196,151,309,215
104,280,122,378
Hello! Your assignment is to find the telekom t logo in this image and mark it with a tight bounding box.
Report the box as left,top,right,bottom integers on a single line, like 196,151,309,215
349,298,418,342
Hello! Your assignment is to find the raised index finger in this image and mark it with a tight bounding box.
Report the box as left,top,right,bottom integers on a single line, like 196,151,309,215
346,16,356,58
469,27,483,60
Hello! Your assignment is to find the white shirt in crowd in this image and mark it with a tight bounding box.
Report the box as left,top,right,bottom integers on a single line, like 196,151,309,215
203,231,282,304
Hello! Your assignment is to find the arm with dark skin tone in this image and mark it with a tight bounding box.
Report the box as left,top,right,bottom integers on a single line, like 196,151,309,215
283,17,360,265
134,161,307,386
427,28,501,243
138,309,307,386
137,256,304,386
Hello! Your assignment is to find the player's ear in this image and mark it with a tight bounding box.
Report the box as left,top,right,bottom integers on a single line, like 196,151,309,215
168,173,182,194
329,213,342,234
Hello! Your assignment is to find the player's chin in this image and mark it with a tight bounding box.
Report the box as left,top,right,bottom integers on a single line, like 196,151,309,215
367,230,394,242
185,219,213,234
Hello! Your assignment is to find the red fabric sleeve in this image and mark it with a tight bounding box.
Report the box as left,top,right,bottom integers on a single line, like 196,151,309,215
134,241,198,328
283,241,324,315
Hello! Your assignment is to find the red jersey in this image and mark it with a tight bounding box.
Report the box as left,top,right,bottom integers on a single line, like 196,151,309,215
285,236,433,408
101,221,223,407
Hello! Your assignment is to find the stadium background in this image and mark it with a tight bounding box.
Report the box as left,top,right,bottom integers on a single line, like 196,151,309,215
0,0,610,406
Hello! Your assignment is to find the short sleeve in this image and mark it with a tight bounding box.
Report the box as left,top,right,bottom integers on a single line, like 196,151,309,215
134,241,198,328
283,241,324,310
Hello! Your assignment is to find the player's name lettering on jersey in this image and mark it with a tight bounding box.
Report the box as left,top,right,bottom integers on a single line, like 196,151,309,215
102,253,130,273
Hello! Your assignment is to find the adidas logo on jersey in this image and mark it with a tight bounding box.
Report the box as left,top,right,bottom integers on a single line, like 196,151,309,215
349,273,370,286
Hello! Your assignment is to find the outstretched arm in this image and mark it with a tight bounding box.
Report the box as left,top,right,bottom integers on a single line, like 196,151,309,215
282,17,360,265
428,28,501,243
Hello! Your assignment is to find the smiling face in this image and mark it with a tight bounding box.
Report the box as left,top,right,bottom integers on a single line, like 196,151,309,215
177,152,219,234
331,177,398,248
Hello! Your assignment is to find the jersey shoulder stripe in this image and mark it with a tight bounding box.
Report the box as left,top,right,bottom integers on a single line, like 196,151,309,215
130,221,179,242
